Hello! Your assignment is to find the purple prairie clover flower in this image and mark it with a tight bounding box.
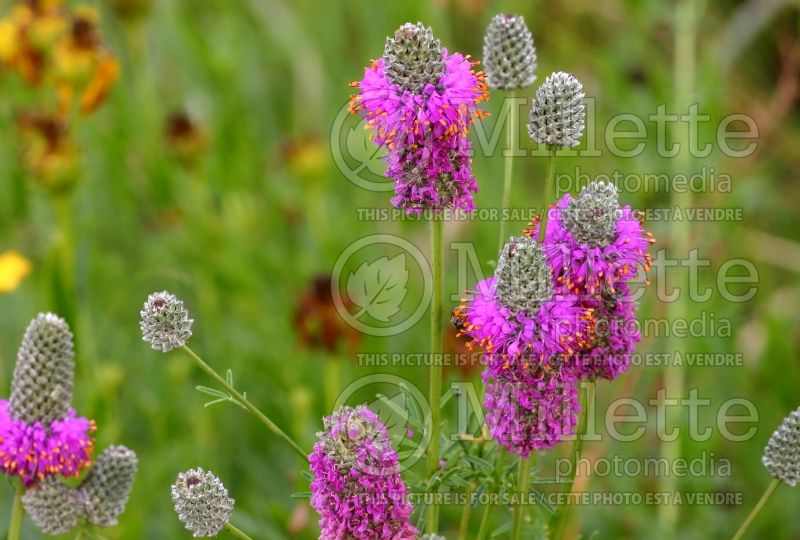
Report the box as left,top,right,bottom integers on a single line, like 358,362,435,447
309,405,417,540
484,374,580,456
453,237,593,383
569,286,640,380
0,313,95,486
538,181,654,298
0,400,95,486
350,22,488,214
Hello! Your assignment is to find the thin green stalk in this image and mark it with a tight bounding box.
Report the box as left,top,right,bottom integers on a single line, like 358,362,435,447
475,502,493,540
458,482,475,540
7,478,25,540
426,217,444,534
537,148,556,244
498,90,517,251
225,522,255,540
731,478,780,540
511,455,533,540
659,0,697,532
552,381,594,540
181,346,306,459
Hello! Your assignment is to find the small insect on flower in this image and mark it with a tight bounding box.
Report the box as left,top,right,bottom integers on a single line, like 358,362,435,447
451,306,467,332
140,291,194,352
171,467,235,538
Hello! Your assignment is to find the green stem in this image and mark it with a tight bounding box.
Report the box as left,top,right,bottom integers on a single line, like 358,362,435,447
659,0,697,532
731,478,780,540
7,478,24,540
475,503,493,540
458,482,475,540
537,148,556,244
425,217,444,534
511,455,533,540
224,522,255,540
498,90,517,251
552,381,593,540
182,346,307,460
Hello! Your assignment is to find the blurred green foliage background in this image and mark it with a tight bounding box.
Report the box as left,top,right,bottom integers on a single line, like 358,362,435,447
0,0,799,538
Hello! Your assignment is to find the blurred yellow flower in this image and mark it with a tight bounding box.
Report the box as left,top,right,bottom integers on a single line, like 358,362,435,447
0,251,32,293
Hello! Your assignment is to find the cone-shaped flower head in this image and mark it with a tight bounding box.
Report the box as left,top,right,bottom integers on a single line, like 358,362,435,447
79,445,138,526
383,22,445,94
539,182,654,297
763,407,800,486
309,405,417,539
140,291,193,352
494,236,554,317
21,478,82,535
528,71,585,147
171,467,234,537
561,181,621,247
352,23,487,214
0,313,94,486
10,312,75,425
483,13,537,90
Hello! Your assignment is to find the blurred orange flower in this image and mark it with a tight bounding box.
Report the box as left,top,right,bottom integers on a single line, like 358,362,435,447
0,251,32,293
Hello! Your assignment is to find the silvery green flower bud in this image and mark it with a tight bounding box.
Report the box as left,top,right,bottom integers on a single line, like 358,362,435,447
10,313,75,425
420,535,447,540
763,407,800,487
171,468,234,537
79,445,138,526
383,22,445,94
562,181,621,247
22,479,81,535
494,236,553,316
528,71,585,148
140,291,194,352
483,13,537,90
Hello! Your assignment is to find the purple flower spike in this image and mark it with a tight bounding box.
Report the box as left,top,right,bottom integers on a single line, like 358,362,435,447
309,405,417,540
351,22,488,214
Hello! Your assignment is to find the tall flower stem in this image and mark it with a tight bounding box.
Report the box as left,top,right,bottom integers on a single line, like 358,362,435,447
498,91,517,250
181,345,306,459
552,381,594,540
537,147,557,243
659,0,697,532
7,478,25,540
511,454,533,540
731,478,780,540
457,482,475,539
225,522,255,540
426,216,444,533
475,502,492,540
